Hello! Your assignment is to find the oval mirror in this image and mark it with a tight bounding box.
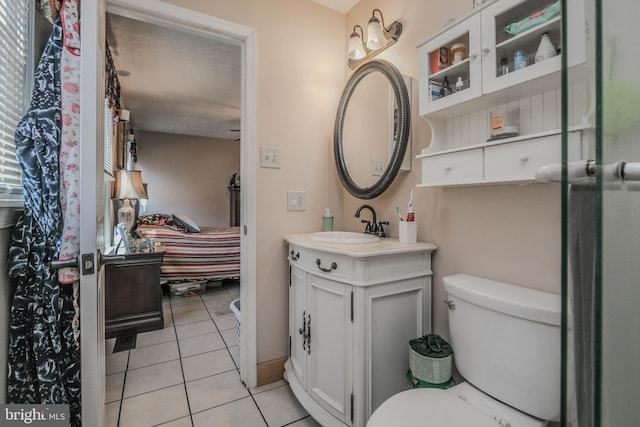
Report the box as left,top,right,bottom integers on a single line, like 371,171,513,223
334,59,410,199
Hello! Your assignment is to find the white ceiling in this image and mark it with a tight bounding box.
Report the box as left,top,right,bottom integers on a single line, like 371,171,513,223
106,13,242,140
310,0,360,13
105,1,359,141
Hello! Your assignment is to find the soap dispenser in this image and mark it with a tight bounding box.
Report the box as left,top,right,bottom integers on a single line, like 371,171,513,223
322,208,334,231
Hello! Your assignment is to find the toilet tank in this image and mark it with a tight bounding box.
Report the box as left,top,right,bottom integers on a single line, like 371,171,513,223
443,274,561,422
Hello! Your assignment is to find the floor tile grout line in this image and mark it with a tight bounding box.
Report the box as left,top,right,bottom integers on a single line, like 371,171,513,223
180,284,243,421
183,366,240,386
187,394,252,418
124,354,181,372
115,283,240,427
119,379,191,401
281,415,315,427
247,390,270,426
115,350,130,427
248,382,289,397
169,293,196,427
201,292,242,371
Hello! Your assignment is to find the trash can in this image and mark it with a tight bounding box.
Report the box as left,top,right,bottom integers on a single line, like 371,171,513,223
230,299,241,346
407,334,456,389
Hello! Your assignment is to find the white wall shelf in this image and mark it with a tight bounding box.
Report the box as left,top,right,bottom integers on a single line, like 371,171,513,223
416,0,588,187
416,128,587,187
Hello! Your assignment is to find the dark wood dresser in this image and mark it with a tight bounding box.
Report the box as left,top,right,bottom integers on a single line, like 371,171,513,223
105,251,165,338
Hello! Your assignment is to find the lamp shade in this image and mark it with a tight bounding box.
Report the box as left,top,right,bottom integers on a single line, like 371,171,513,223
113,170,148,200
366,15,387,50
348,32,366,60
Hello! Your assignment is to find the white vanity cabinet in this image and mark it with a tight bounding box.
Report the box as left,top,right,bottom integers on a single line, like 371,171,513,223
284,234,436,427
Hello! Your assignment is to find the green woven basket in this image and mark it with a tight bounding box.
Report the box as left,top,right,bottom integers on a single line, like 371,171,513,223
408,334,453,385
409,348,452,384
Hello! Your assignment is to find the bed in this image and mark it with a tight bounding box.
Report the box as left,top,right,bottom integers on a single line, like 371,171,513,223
133,214,240,284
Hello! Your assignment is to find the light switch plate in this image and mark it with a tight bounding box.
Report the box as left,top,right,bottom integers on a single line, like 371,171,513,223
261,146,281,168
372,159,385,176
287,191,307,211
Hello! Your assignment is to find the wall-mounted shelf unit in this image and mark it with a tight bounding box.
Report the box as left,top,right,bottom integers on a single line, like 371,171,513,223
416,127,588,187
416,0,588,187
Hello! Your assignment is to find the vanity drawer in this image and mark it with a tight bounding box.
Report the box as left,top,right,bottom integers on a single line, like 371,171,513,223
421,148,483,186
289,245,354,280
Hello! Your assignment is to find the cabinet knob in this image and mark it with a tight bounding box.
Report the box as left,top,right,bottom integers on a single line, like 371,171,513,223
519,155,529,162
444,164,452,172
482,46,491,54
469,52,478,60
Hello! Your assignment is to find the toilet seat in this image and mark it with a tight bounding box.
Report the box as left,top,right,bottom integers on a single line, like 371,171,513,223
367,383,547,427
366,388,501,427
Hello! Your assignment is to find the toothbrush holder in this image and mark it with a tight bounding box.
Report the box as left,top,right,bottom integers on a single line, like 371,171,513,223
399,221,417,244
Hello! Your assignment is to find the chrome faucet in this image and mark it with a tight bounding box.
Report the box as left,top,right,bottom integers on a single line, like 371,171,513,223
355,205,377,235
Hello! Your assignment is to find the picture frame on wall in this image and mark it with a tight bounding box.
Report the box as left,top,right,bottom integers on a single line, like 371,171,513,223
116,120,128,170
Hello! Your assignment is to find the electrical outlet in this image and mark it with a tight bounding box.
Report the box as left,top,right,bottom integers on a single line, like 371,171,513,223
372,159,385,176
287,191,307,211
261,146,281,168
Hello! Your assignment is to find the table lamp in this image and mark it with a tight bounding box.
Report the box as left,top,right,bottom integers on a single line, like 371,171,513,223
112,170,148,232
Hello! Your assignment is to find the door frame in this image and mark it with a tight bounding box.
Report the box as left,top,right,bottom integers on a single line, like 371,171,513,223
80,0,106,425
105,0,258,387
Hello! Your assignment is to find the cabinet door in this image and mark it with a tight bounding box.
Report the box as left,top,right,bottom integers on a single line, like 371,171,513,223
307,274,353,424
481,0,563,95
289,266,308,388
418,13,482,117
366,278,429,416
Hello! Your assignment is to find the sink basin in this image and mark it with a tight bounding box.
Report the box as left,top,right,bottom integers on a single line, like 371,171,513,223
308,231,380,244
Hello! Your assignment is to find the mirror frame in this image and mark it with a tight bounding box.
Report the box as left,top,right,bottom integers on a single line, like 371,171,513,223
334,59,410,199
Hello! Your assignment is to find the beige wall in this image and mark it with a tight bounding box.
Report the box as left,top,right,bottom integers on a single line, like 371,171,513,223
340,0,562,343
136,131,240,228
157,0,561,366
164,0,346,363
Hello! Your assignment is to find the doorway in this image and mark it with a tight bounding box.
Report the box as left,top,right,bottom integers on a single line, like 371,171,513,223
104,0,257,399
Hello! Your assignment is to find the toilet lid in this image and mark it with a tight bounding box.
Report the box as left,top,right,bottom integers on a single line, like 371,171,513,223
367,389,501,427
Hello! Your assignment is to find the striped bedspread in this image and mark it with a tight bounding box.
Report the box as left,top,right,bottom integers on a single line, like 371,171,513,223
136,225,240,283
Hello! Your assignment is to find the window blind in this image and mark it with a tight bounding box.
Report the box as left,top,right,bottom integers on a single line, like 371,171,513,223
0,0,30,199
104,99,114,172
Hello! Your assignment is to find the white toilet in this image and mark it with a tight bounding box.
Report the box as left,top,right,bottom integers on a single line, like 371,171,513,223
367,273,561,427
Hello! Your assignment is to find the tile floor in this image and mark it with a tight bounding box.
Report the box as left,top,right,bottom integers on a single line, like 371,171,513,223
105,281,320,427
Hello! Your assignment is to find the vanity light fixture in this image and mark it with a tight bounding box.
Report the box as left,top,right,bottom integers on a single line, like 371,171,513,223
347,9,403,70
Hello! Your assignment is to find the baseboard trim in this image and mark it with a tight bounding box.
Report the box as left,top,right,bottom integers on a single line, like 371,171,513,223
256,357,287,386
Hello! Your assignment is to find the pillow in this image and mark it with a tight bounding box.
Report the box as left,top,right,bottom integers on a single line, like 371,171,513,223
172,213,201,233
135,213,188,232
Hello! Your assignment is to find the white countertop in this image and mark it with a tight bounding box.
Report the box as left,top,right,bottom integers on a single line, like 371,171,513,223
285,233,437,258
